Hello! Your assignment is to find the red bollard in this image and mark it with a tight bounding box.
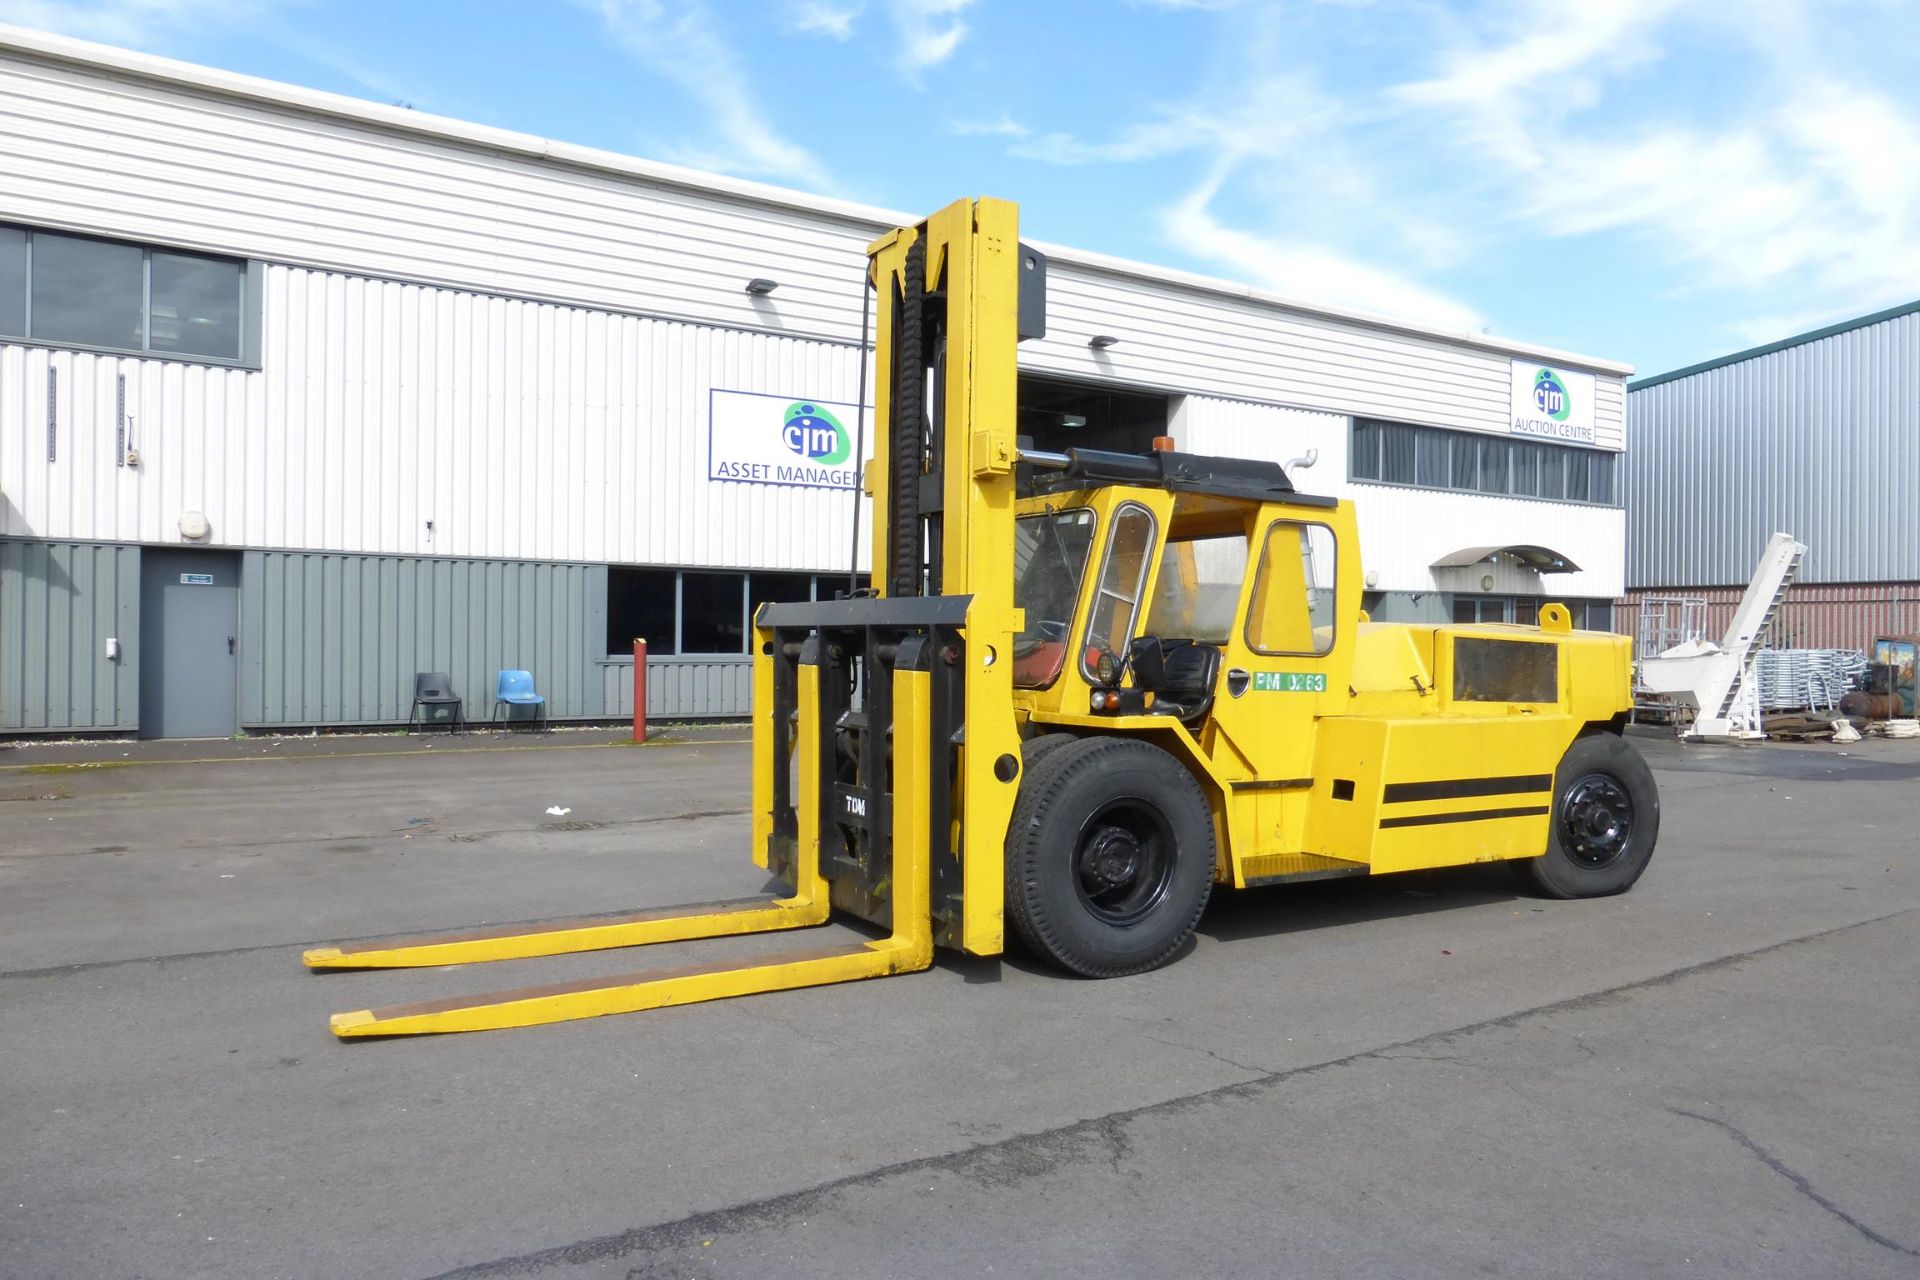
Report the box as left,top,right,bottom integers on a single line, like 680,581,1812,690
632,638,648,744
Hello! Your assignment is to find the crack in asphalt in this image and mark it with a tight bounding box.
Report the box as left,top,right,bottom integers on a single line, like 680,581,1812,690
1140,1032,1271,1078
418,905,1919,1280
1669,1107,1918,1258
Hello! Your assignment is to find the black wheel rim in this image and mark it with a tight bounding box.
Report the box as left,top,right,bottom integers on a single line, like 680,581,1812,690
1560,772,1634,868
1072,799,1176,926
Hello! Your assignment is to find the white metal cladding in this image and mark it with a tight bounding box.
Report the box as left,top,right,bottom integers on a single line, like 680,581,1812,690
239,550,609,726
0,537,139,730
2,266,873,570
1175,395,1625,598
1627,311,1920,588
0,48,876,344
1025,270,1625,447
0,33,1626,447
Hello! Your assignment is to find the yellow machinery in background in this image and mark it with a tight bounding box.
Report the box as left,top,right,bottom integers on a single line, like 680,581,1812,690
306,198,1659,1036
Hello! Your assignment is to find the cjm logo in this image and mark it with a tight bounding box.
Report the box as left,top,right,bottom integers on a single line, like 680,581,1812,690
1532,369,1571,423
783,403,852,465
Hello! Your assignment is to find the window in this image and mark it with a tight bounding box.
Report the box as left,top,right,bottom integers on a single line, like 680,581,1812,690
0,227,24,338
1248,522,1337,655
681,571,747,654
1415,431,1450,488
1013,509,1097,689
32,232,144,350
1146,532,1248,644
1450,435,1479,489
149,250,244,359
610,568,867,657
1351,419,1617,506
1081,503,1155,679
1381,423,1417,485
749,572,813,626
0,224,250,363
608,567,678,656
1350,420,1382,481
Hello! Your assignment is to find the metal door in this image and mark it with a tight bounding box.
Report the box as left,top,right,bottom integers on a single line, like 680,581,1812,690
139,549,241,738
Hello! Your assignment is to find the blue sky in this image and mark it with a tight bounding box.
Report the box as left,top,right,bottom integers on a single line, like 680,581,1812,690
6,0,1919,375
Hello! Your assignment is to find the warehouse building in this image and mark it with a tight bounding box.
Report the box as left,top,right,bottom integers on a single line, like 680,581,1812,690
0,25,1632,736
1626,302,1920,651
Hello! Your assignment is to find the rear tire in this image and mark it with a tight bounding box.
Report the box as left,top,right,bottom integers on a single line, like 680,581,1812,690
1005,737,1215,977
1512,733,1660,899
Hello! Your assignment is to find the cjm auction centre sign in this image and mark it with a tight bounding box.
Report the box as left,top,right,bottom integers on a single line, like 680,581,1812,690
1508,359,1596,444
709,388,867,490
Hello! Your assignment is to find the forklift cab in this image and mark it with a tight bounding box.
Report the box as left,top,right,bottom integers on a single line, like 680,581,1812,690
1007,451,1358,799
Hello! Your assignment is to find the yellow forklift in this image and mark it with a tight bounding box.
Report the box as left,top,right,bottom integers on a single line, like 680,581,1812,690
306,198,1658,1036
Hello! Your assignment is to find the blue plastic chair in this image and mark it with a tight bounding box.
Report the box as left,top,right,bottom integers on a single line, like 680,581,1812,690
492,669,548,732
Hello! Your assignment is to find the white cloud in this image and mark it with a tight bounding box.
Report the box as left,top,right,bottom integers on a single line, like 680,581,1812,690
948,114,1029,138
0,0,265,47
888,0,972,73
1400,0,1920,320
592,0,825,185
1163,171,1482,331
1396,0,1683,112
787,1,861,40
990,62,1476,326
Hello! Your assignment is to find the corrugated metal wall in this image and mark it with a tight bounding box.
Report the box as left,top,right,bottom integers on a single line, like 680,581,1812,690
600,656,753,721
1620,583,1920,654
239,550,608,727
1178,395,1626,597
0,538,139,731
1626,311,1920,588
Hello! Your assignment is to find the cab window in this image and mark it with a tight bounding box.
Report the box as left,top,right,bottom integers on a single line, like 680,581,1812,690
1011,509,1097,689
1247,522,1336,655
1144,532,1249,644
1081,503,1156,680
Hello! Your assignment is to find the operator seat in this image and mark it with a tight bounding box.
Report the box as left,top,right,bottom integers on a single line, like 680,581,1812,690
1130,637,1222,724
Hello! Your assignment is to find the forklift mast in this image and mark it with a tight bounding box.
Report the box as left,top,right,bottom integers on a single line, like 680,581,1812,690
753,198,1036,955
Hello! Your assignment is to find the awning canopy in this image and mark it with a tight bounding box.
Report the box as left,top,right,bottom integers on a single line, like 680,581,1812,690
1431,544,1582,574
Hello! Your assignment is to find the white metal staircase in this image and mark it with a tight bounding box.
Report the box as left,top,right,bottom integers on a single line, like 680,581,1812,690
1637,532,1806,740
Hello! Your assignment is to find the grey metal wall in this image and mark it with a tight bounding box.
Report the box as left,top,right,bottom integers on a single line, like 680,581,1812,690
239,551,611,727
1626,310,1920,588
0,538,140,732
599,656,754,721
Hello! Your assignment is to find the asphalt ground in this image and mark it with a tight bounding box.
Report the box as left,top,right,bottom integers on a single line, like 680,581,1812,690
1,728,1916,1279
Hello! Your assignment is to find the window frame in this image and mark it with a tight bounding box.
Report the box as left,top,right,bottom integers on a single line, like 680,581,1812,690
1078,501,1158,683
1245,520,1339,658
1347,417,1620,509
606,567,867,659
0,222,262,369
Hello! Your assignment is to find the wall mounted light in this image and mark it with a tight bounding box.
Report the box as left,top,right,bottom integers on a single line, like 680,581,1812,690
1088,334,1119,350
745,278,779,296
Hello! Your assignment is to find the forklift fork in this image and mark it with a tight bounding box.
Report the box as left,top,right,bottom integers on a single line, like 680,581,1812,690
308,630,944,1037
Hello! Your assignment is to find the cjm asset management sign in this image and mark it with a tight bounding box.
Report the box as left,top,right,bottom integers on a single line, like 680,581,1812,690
1508,359,1597,444
709,388,867,490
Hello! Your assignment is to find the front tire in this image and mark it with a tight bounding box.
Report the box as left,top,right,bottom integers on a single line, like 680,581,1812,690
1512,733,1660,899
1005,737,1216,977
